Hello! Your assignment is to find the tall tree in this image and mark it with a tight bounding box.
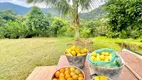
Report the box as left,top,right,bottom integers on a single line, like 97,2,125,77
25,6,50,37
27,0,97,40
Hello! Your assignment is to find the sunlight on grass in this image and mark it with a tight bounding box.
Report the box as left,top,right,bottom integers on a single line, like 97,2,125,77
0,38,73,80
93,36,142,53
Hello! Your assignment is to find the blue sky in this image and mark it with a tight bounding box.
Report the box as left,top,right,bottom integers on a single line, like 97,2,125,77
0,0,105,9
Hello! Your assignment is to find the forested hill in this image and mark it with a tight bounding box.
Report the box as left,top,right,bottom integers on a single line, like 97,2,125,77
80,6,107,20
0,2,105,20
0,2,58,15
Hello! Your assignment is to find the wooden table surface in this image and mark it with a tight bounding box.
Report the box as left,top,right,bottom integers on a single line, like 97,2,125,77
26,51,142,80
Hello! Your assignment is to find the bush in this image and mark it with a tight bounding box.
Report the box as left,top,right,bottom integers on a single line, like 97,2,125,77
0,27,5,38
80,27,91,38
4,21,27,39
51,17,69,37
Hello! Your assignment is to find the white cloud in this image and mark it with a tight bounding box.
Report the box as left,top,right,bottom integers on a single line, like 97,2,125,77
0,0,47,8
0,0,105,9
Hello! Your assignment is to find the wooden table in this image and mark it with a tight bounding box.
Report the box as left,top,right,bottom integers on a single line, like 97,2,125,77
26,51,142,80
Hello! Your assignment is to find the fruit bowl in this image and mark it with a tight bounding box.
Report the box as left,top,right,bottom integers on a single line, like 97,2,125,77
90,74,111,80
51,66,85,80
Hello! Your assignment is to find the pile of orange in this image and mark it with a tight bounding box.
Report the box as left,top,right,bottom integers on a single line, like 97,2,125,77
52,67,84,80
65,45,88,56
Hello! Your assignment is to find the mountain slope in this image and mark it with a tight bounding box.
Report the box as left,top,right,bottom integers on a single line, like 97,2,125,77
0,2,59,15
0,2,30,15
80,6,107,20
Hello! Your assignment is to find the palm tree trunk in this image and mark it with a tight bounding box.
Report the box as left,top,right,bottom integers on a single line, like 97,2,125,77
75,13,80,40
75,26,79,40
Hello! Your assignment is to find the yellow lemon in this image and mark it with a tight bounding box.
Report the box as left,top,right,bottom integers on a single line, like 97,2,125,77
66,54,71,56
77,53,82,56
96,56,101,61
100,76,108,80
91,56,96,61
101,52,105,55
71,51,76,56
91,52,97,57
109,54,113,56
104,58,110,62
83,48,88,53
105,52,110,56
94,76,99,80
100,55,105,60
71,45,76,51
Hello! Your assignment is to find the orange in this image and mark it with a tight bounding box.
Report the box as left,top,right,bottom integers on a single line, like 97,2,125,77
52,78,58,80
65,74,71,79
70,72,76,77
67,77,73,80
59,73,65,77
70,67,75,72
64,70,70,75
55,71,60,78
59,77,66,80
83,48,88,53
78,76,84,80
65,67,70,71
81,50,84,54
60,68,65,73
79,74,84,77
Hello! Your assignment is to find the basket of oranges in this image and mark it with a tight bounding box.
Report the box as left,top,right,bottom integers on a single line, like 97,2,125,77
51,66,85,80
65,45,88,68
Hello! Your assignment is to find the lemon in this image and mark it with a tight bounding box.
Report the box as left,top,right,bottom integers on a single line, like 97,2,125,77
91,52,97,57
109,54,113,56
83,48,88,53
66,54,71,56
77,53,82,56
96,54,100,57
100,76,108,80
91,56,96,61
100,55,105,60
94,76,99,80
104,58,110,62
96,56,101,61
101,52,105,55
71,45,76,51
71,51,76,56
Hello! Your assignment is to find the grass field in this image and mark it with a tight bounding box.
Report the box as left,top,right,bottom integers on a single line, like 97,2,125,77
0,37,74,80
0,37,142,80
93,37,142,53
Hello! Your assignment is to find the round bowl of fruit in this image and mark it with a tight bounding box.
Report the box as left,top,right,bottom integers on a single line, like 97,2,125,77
65,45,88,68
90,74,111,80
51,66,85,80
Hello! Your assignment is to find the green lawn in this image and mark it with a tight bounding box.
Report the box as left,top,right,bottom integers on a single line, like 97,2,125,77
93,36,142,53
0,37,142,80
0,37,74,80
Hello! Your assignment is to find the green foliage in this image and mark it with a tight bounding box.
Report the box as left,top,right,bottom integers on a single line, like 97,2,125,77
4,21,27,38
0,9,17,21
105,0,142,38
80,27,91,38
51,17,69,37
0,27,5,38
25,6,50,37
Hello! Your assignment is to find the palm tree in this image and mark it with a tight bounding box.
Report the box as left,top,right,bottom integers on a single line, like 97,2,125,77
27,0,97,40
